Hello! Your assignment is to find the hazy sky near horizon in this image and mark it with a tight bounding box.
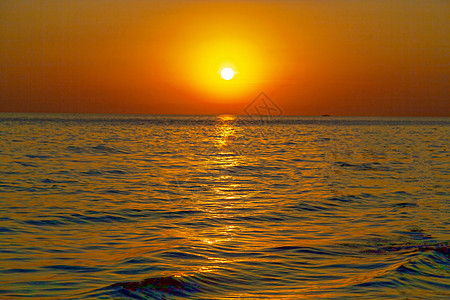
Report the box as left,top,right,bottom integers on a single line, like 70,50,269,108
0,0,449,116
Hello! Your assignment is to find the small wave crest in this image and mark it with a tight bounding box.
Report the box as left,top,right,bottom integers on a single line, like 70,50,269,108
85,274,210,299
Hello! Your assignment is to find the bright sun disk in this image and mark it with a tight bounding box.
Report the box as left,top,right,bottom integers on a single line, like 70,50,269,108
220,68,235,80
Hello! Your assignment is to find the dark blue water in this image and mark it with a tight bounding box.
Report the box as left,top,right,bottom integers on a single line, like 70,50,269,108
0,113,448,299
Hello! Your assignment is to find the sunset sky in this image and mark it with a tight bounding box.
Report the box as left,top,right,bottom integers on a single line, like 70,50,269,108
1,0,448,116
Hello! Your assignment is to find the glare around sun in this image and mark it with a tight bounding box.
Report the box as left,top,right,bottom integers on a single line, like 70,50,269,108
220,68,235,80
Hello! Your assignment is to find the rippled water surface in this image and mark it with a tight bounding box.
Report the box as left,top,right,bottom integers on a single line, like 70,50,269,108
0,113,449,299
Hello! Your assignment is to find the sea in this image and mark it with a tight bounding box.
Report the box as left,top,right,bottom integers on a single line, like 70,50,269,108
0,113,448,299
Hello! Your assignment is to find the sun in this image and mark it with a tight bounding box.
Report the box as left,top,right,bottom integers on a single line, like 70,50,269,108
220,68,235,80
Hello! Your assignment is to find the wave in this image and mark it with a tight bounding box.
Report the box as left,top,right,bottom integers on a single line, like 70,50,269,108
348,243,450,299
85,241,449,299
84,274,210,299
66,144,129,154
111,276,200,297
364,243,449,256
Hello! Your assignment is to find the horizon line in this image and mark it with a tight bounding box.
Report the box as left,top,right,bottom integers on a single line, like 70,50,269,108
0,111,449,118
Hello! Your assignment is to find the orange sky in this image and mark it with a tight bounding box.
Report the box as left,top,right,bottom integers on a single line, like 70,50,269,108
0,0,448,116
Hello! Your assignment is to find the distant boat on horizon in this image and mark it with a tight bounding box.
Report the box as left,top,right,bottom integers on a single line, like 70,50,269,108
322,114,330,117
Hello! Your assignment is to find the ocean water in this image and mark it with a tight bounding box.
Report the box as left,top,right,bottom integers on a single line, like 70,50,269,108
0,113,448,299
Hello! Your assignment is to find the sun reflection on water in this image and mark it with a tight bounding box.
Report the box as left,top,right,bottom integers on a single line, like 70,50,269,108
183,115,261,274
